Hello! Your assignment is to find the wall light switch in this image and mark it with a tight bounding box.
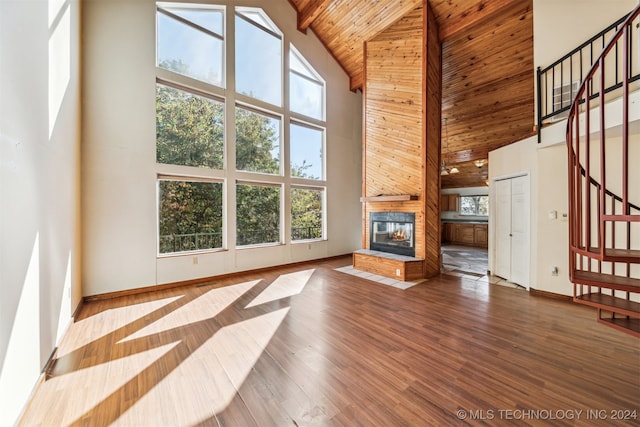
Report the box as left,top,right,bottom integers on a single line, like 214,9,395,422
548,210,557,220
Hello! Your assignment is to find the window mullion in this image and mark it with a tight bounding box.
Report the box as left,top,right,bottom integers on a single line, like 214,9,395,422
225,4,237,251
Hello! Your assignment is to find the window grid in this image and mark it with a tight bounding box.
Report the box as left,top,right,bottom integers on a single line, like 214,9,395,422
156,4,327,256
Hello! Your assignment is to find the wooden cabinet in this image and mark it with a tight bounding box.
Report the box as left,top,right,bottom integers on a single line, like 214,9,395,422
442,222,488,247
455,224,475,245
444,222,455,242
474,225,488,246
440,194,459,212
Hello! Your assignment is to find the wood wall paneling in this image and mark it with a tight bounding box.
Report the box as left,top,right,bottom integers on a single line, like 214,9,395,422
362,3,441,278
441,1,534,163
423,1,442,277
288,0,535,189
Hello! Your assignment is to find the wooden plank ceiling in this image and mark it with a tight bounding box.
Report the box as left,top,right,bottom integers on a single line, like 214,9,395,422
288,0,534,187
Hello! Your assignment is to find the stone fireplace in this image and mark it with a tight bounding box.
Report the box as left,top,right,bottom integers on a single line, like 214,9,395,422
369,212,415,257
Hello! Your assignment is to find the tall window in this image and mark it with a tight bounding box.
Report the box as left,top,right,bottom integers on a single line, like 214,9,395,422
156,4,326,255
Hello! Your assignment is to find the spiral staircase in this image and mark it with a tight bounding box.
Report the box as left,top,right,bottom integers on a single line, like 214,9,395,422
566,4,640,337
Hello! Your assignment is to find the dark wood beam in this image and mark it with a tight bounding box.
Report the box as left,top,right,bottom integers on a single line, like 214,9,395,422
297,0,333,32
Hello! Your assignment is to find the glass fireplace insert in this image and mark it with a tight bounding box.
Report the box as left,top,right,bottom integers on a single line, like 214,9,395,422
369,212,415,257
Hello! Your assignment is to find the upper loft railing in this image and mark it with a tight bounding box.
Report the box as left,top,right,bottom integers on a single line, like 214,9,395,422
537,11,640,141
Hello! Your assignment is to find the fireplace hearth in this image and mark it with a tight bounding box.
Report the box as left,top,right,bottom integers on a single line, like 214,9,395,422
369,212,415,257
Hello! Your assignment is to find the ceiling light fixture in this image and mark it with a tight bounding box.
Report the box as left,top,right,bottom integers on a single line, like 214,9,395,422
474,159,486,168
441,118,459,175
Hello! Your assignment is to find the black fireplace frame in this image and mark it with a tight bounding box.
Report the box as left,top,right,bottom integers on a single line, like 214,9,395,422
369,212,416,257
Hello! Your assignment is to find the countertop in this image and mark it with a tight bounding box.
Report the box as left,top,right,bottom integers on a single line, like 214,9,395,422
441,219,488,224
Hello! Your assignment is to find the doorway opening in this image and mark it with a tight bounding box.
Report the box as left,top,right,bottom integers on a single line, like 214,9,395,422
441,244,488,277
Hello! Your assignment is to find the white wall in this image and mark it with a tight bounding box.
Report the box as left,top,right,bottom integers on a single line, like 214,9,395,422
489,0,639,296
534,0,638,69
82,0,363,296
0,0,82,424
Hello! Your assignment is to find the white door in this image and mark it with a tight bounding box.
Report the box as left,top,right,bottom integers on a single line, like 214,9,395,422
510,175,530,288
495,179,512,279
493,175,530,289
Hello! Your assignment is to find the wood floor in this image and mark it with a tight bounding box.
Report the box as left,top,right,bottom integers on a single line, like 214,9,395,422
19,256,640,426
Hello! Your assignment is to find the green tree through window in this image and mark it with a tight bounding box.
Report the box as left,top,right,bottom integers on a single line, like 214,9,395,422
159,181,223,253
156,83,224,169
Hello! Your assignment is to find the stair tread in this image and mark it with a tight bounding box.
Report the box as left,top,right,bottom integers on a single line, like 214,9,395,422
579,247,640,262
575,293,640,317
598,317,640,337
573,270,640,291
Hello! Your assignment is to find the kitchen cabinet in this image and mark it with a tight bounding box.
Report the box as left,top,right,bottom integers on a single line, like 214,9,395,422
440,194,459,212
474,225,488,246
455,224,476,245
442,222,488,247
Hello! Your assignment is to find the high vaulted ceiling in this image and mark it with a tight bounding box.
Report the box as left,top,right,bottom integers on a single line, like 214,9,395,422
288,0,535,187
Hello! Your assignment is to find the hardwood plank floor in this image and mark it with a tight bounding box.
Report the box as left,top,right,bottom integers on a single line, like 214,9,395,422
19,256,640,426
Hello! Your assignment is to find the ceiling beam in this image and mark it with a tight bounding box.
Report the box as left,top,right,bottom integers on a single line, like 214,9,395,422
437,0,519,41
297,0,333,32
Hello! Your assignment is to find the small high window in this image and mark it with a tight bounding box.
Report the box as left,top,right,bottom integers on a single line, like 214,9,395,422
289,46,325,120
235,8,282,106
156,4,224,87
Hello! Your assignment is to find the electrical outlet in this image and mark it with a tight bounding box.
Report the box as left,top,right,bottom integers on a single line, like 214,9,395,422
193,256,198,265
395,269,401,276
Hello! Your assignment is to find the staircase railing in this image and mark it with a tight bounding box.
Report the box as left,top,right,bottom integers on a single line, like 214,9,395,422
566,4,640,337
538,11,640,138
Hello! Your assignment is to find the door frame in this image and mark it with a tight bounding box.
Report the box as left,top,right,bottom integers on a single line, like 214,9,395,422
489,172,531,289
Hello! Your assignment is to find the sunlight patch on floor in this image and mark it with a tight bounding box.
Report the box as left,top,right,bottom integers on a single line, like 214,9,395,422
117,307,291,426
120,280,261,343
30,343,179,426
57,295,182,357
245,269,315,308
